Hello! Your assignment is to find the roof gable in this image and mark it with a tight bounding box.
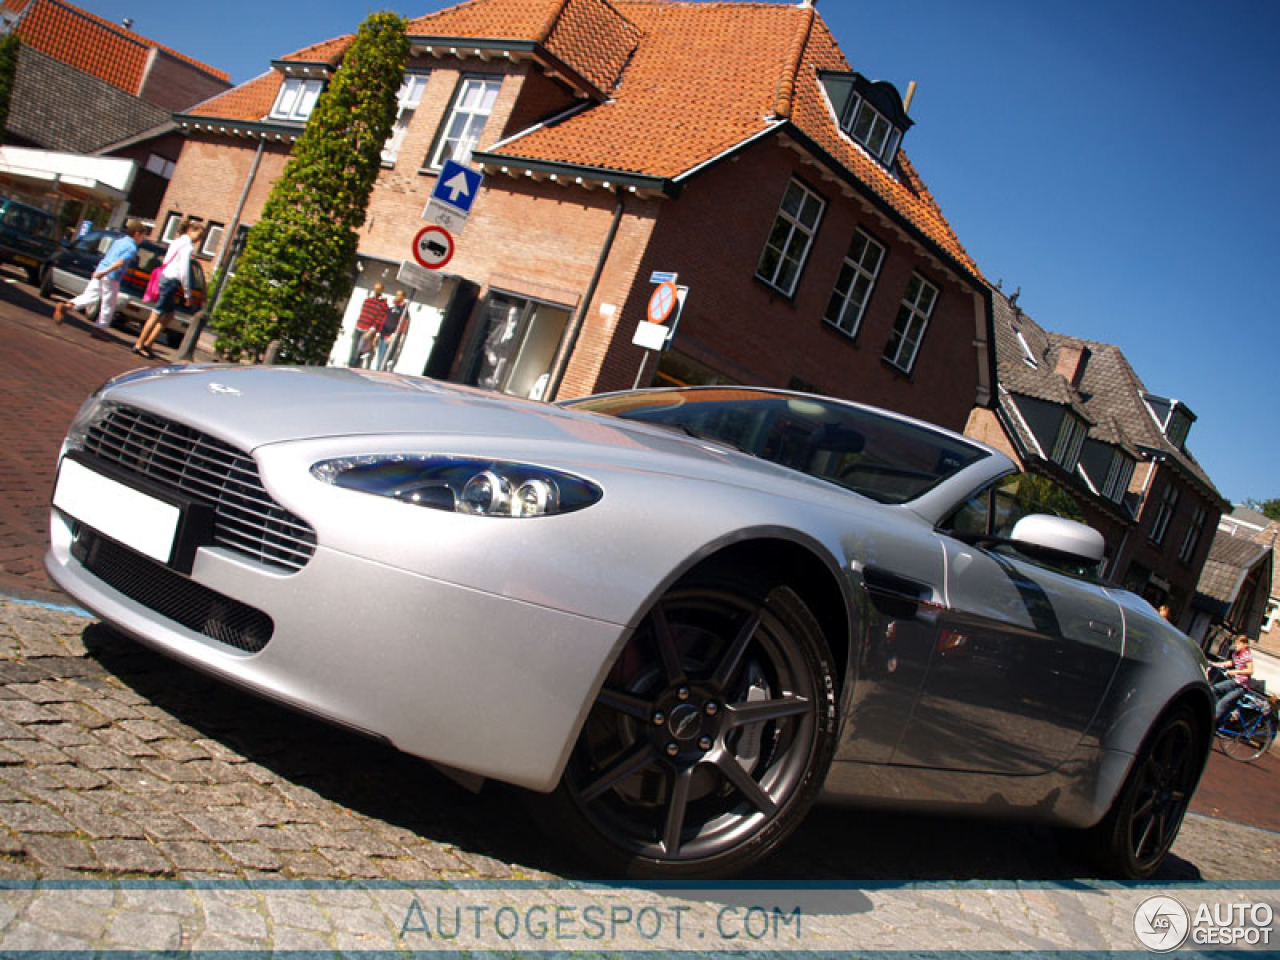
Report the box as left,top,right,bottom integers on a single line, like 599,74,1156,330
7,0,229,95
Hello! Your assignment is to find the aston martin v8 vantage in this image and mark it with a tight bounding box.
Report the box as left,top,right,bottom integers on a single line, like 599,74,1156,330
46,367,1213,879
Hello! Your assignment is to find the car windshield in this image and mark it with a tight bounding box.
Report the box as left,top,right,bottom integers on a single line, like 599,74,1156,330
567,387,989,504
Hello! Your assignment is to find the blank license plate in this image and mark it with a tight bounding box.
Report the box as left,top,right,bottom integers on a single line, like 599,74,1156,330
53,457,180,565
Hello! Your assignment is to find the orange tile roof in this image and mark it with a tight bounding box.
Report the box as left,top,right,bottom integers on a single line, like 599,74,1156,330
185,37,353,120
186,0,976,276
8,0,229,93
407,0,640,96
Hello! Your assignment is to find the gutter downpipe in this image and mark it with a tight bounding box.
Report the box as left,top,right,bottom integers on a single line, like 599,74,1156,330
179,136,266,360
546,185,625,401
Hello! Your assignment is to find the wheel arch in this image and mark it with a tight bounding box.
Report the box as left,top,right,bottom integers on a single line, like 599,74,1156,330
654,535,854,698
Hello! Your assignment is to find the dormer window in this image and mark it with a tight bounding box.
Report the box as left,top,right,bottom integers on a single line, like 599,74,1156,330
1141,393,1196,450
1101,450,1135,502
270,77,324,123
818,71,914,168
1166,409,1191,449
1050,413,1087,471
846,98,900,164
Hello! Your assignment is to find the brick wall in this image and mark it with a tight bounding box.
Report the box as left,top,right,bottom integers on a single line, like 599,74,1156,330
594,139,984,429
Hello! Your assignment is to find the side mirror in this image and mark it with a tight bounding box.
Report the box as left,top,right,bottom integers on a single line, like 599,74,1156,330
1009,514,1105,565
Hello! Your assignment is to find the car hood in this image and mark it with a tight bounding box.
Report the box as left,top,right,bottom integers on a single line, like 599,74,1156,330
95,364,842,493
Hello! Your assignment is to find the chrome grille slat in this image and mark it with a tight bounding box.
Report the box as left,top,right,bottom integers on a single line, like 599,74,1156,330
83,405,316,572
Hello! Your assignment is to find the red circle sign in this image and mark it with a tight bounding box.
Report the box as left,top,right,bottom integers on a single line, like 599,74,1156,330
647,281,677,324
413,225,455,270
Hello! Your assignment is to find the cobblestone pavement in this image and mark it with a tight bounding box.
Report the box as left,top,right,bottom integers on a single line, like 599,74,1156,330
0,597,1275,887
0,596,1276,953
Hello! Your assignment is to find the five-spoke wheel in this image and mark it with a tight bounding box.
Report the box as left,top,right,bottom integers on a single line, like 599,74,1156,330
548,574,836,879
1088,706,1204,879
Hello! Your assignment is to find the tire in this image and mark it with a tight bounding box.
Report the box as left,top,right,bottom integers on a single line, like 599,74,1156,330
1087,705,1204,879
163,327,183,349
24,265,40,285
39,266,54,298
542,573,837,879
1220,707,1277,762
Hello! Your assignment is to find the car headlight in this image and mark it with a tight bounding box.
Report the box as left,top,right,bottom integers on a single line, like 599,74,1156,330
310,456,601,518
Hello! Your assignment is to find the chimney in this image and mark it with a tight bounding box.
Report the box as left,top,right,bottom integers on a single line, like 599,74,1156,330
904,81,917,113
1054,343,1091,389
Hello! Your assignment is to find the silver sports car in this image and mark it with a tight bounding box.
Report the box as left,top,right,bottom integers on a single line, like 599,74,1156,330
47,366,1213,879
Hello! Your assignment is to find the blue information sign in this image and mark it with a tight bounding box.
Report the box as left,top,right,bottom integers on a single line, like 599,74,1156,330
431,159,484,215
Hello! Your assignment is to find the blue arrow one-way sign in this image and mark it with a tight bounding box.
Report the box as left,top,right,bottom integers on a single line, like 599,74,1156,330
431,159,484,216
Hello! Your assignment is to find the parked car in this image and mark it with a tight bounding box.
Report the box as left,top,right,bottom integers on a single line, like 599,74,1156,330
46,374,1214,880
40,229,207,346
0,198,59,284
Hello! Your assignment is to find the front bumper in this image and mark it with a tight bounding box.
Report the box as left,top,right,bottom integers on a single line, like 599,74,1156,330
47,507,625,792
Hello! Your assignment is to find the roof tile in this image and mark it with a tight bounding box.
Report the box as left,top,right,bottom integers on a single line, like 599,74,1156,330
10,0,228,94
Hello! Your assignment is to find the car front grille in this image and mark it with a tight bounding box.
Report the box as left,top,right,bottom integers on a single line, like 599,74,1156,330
73,530,273,653
83,404,316,572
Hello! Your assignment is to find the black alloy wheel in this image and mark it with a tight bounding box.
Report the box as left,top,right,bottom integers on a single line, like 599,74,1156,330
1089,706,1203,879
548,574,837,879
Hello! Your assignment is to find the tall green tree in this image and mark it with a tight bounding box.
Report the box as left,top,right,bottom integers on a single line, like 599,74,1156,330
1246,498,1280,523
0,33,20,144
213,12,408,363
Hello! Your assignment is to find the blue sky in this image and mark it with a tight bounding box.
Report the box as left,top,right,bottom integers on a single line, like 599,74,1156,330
85,0,1279,505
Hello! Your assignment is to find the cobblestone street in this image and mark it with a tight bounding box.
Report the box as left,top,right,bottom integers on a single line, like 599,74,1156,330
0,597,1276,886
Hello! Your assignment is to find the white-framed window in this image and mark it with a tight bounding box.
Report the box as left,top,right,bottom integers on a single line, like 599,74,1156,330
1263,598,1279,634
428,76,500,169
201,222,225,257
160,212,183,242
756,179,824,297
883,273,937,373
1101,450,1135,502
843,96,901,164
144,154,176,179
1050,414,1087,471
1150,482,1180,546
382,72,431,165
823,229,884,338
269,77,324,123
1178,504,1207,564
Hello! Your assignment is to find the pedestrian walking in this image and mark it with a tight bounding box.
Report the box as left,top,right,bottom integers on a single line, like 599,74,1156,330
133,220,206,358
375,289,408,371
53,219,148,339
349,282,388,368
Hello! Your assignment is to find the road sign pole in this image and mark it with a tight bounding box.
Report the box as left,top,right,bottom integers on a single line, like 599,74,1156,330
633,351,651,390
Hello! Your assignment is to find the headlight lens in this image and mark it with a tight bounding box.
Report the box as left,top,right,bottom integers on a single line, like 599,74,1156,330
311,456,601,518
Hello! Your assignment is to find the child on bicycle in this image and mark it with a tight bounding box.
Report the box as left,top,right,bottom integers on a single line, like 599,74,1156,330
1211,633,1255,720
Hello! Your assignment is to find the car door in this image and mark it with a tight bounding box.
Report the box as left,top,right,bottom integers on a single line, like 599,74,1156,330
890,474,1124,774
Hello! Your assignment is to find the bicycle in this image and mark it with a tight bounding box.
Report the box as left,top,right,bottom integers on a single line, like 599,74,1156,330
1215,688,1277,762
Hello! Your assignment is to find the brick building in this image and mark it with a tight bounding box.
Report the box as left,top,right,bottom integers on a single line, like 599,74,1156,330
0,0,230,222
966,290,1228,628
157,0,993,422
1216,506,1280,654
